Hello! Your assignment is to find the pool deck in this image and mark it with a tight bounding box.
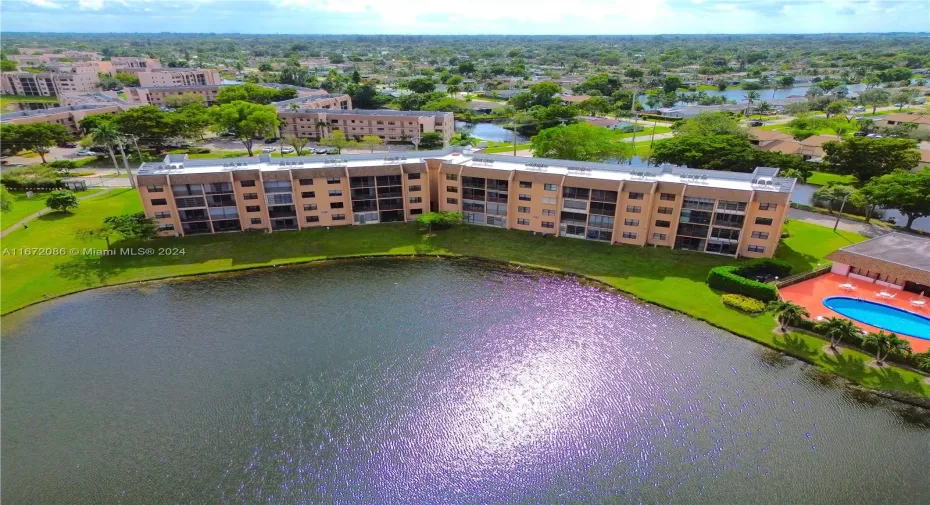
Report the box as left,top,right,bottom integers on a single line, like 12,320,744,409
780,272,930,353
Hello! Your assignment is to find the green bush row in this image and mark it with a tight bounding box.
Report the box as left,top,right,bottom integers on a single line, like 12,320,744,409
706,258,793,302
721,294,766,313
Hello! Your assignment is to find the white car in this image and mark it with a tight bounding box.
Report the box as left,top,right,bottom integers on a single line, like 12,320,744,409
852,106,865,112
76,150,97,156
261,146,276,153
281,146,295,154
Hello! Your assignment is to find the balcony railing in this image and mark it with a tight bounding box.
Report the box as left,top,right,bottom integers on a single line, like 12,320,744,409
376,191,403,199
269,210,297,218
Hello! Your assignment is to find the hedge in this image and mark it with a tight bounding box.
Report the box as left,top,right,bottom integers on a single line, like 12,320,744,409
706,258,793,302
721,294,766,313
640,114,685,122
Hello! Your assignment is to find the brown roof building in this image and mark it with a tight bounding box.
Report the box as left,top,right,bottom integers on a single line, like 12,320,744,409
827,233,930,292
875,113,930,132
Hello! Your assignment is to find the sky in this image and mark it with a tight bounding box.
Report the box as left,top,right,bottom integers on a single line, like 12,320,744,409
0,0,927,35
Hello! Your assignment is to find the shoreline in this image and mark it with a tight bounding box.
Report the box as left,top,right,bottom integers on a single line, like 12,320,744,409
5,252,929,409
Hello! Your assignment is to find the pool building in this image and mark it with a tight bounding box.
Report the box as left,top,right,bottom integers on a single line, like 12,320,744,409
135,148,795,259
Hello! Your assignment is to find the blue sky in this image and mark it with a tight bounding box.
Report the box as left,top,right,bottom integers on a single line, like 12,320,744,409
1,0,927,34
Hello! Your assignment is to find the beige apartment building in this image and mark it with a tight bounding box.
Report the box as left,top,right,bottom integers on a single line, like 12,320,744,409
126,85,224,106
1,70,101,97
137,68,222,87
136,149,794,258
278,109,455,144
110,57,162,71
0,102,133,134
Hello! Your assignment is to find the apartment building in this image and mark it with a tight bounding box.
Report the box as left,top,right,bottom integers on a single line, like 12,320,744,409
110,57,162,71
136,149,794,258
1,70,101,97
272,93,353,111
137,68,222,87
126,85,224,106
7,50,100,67
278,109,455,144
0,102,133,134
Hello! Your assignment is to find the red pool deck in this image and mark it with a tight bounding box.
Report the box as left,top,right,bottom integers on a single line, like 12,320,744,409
779,272,930,353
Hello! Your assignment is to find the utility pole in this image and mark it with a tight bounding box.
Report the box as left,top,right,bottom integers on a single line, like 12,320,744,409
116,139,136,189
833,193,849,231
629,89,638,165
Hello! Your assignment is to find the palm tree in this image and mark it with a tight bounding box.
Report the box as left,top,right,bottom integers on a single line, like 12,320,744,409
767,300,810,333
742,91,760,116
862,331,910,366
315,120,329,141
816,317,859,351
914,351,930,373
90,123,122,175
886,333,912,362
756,101,773,115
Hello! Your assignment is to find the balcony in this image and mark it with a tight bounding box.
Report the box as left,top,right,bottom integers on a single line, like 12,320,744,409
269,209,297,218
712,215,745,228
562,199,588,213
378,201,404,211
175,197,206,209
376,190,403,199
715,202,747,215
677,223,710,238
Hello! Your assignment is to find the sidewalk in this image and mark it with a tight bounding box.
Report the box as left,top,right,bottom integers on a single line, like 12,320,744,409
0,188,113,238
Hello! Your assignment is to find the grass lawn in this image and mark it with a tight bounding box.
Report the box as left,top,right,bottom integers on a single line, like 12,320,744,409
1,192,926,398
0,95,58,112
806,171,858,186
0,189,105,230
618,125,671,139
482,143,532,154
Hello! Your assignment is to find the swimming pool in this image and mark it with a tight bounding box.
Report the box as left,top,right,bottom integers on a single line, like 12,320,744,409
822,297,930,340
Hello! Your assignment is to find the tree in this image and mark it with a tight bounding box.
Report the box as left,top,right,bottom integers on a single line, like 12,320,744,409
33,123,74,162
45,190,79,213
672,112,749,139
282,134,310,156
215,83,290,105
742,91,760,115
345,82,385,109
663,75,683,93
914,351,930,373
862,169,930,230
816,316,859,351
509,82,561,110
163,93,206,109
531,123,632,163
767,300,810,333
0,185,13,213
258,62,273,72
319,130,350,151
857,89,890,114
422,97,468,113
651,135,758,172
406,77,436,94
824,99,852,118
578,96,611,115
47,159,77,175
210,101,279,156
416,211,463,234
892,89,918,110
863,331,910,366
112,105,177,148
417,132,444,149
175,103,212,141
113,71,140,87
0,59,16,72
89,122,125,174
812,184,855,214
359,135,384,153
103,212,159,241
714,78,728,91
822,137,920,183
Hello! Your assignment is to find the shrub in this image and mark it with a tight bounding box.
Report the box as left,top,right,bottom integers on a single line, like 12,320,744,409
416,211,463,230
721,294,766,313
45,189,79,212
706,258,793,302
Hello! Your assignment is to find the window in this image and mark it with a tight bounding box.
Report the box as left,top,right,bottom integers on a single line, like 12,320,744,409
652,233,667,241
517,218,530,225
410,208,423,215
243,193,258,200
332,214,346,221
541,221,555,229
303,204,317,211
330,202,344,209
658,206,673,215
250,218,262,225
748,245,765,253
624,219,640,226
146,184,163,193
154,211,170,219
541,196,557,205
306,215,320,223
301,191,315,198
660,193,676,201
299,178,314,186
151,198,167,206
628,192,644,200
328,189,343,197
755,217,774,226
409,197,422,204
544,184,557,191
751,231,769,239
326,176,341,184
626,205,641,213
759,202,777,211
245,205,260,212
518,181,533,189
519,194,532,201
445,173,458,181
542,209,555,216
240,180,256,187
447,197,458,205
518,206,530,213
655,220,671,228
158,224,174,231
408,173,421,180
622,231,638,239
408,185,421,192
445,185,459,194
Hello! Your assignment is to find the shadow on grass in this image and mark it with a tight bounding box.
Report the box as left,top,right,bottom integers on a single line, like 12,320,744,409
53,256,127,287
774,332,816,358
37,211,73,222
822,352,927,396
775,240,824,273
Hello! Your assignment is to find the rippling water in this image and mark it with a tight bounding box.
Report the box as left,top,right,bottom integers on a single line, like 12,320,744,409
2,259,929,504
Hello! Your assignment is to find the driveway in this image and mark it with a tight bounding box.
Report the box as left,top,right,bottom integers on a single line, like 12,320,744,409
787,207,890,238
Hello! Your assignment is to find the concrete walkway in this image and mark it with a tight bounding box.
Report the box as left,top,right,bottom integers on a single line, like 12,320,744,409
787,207,891,238
0,188,114,238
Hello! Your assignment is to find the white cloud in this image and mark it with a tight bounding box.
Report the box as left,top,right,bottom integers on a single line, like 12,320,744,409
78,0,105,9
25,0,62,8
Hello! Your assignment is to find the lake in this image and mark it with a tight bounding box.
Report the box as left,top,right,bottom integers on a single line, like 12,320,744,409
637,83,871,106
456,121,528,143
2,259,928,504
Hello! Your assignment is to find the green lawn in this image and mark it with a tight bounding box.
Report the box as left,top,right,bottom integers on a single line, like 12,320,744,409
618,125,672,139
0,95,58,112
806,171,858,186
1,192,926,398
0,189,104,230
482,143,532,154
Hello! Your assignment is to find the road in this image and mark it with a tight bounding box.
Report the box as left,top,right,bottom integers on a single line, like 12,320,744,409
787,207,891,238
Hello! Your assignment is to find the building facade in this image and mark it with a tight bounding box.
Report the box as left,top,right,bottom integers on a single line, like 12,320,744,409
136,149,793,258
278,109,455,144
2,70,101,97
110,57,162,71
126,85,224,106
137,68,222,87
0,103,133,134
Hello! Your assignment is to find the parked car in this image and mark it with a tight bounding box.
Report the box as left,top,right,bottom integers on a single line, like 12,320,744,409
852,131,868,136
866,133,883,138
264,137,279,144
281,146,295,154
76,150,97,156
261,146,276,153
852,106,865,112
58,142,77,148
893,103,903,108
749,120,764,127
314,147,336,154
